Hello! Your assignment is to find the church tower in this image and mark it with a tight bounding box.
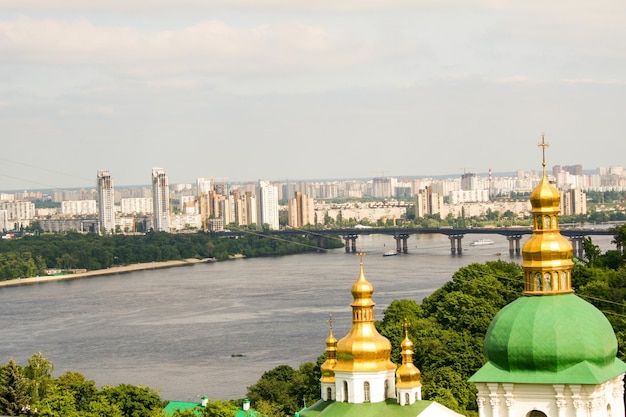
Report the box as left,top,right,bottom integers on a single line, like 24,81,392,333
396,319,422,406
331,256,397,403
470,135,626,417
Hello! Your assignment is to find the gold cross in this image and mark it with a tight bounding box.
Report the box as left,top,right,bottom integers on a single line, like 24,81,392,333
403,317,410,336
537,132,549,168
357,249,365,264
326,313,335,330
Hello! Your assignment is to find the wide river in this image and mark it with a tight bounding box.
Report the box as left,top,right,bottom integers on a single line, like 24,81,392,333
0,233,615,402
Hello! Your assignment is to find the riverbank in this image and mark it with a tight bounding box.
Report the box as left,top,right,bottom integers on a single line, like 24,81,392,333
0,258,217,288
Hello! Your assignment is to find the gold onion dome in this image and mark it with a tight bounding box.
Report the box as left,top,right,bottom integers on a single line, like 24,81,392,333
396,321,421,388
334,258,396,373
522,134,573,295
320,314,338,383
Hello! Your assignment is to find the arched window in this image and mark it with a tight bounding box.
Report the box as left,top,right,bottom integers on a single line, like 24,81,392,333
405,393,410,405
535,273,542,291
343,381,348,402
327,387,332,401
384,380,389,398
364,381,370,402
527,410,547,417
544,272,552,290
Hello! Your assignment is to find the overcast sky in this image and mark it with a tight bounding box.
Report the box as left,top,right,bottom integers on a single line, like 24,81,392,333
1,1,625,190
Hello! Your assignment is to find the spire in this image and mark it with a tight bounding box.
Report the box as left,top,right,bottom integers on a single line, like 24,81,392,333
396,318,421,388
320,314,338,384
522,133,574,295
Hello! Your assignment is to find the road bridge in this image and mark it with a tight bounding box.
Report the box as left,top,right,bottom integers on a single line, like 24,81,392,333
219,227,614,256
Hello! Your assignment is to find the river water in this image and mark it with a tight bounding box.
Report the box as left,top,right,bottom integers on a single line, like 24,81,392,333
0,233,615,402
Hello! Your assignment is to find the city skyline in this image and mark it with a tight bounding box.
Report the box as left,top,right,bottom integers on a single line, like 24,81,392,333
0,162,622,194
1,1,626,191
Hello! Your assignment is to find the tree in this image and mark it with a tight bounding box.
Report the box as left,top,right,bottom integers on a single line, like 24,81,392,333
0,359,30,416
200,399,238,417
246,365,303,416
23,352,54,403
101,384,164,417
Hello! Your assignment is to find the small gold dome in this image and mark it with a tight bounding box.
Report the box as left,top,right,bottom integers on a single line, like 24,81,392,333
396,325,421,388
320,314,338,383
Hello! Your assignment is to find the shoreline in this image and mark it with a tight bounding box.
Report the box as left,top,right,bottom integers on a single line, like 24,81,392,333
0,258,220,288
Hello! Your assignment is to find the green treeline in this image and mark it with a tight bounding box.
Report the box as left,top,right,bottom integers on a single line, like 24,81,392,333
0,231,343,281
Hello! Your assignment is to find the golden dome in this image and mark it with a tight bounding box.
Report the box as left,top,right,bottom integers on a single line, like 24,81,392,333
396,322,421,388
334,261,396,373
320,314,338,383
522,135,574,295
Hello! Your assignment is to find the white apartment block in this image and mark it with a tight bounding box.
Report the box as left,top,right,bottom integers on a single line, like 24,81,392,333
120,198,153,214
561,189,587,216
0,201,36,221
170,213,202,231
448,189,490,204
0,210,8,231
257,180,280,230
61,200,97,216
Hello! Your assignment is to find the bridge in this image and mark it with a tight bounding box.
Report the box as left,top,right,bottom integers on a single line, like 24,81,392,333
220,227,614,257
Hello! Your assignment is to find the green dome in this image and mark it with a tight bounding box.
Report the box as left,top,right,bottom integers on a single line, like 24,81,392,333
470,293,626,384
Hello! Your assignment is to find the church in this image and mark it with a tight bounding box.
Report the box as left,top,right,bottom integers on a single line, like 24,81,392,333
298,138,626,417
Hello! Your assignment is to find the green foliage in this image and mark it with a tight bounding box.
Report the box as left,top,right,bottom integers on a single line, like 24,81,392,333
376,261,525,415
23,351,54,403
246,363,316,416
0,231,341,281
0,359,30,416
200,399,238,417
101,383,164,417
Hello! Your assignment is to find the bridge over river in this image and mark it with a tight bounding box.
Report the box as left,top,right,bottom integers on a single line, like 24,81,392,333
221,227,614,257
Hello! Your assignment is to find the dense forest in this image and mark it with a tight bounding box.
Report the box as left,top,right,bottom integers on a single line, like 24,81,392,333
1,225,625,416
0,231,343,281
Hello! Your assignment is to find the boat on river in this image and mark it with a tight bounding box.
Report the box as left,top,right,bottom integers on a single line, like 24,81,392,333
383,251,398,257
469,239,495,246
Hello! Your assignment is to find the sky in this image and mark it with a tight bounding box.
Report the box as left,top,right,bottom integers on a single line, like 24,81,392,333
1,1,626,191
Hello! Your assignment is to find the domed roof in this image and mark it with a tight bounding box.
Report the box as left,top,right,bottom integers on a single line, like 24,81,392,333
529,175,560,212
396,328,421,388
470,293,626,384
334,263,396,373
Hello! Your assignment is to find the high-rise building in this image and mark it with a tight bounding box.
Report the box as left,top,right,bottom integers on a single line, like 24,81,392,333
151,168,170,232
414,186,443,218
287,191,315,228
257,180,279,230
560,189,587,216
97,170,115,234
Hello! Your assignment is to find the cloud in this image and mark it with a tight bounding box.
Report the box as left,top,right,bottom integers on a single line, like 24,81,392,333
0,16,368,75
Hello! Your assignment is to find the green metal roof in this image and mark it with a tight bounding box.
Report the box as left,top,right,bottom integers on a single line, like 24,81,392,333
297,399,448,417
470,293,626,384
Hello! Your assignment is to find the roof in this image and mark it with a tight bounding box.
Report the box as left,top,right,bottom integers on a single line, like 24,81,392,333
297,399,463,417
470,293,626,384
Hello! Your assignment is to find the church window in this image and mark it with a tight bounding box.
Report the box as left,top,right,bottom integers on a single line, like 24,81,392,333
535,273,542,291
405,393,410,405
527,411,547,417
364,381,370,402
343,381,348,402
327,387,332,401
544,272,552,290
384,380,389,398
560,271,567,290
544,215,551,229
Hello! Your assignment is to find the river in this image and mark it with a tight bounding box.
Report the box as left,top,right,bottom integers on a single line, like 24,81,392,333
0,233,615,402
